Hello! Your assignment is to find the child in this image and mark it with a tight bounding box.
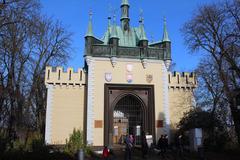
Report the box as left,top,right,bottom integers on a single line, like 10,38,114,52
102,146,110,160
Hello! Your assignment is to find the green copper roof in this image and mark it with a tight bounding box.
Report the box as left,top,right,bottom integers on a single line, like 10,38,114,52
121,0,129,6
110,16,118,38
102,1,146,47
102,24,143,47
86,12,93,37
162,18,170,42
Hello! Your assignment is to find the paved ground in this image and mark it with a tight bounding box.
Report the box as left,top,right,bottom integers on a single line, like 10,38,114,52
111,149,175,160
92,147,192,160
89,146,240,160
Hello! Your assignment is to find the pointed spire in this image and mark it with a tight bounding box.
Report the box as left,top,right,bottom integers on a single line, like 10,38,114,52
139,10,147,41
162,17,170,42
110,15,118,38
107,16,112,41
86,10,94,37
108,16,111,33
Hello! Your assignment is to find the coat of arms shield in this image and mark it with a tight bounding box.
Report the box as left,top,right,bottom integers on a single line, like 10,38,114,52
146,74,153,83
126,74,133,83
105,73,112,82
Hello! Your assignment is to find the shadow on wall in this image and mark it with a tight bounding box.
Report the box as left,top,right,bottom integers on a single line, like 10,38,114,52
156,112,178,145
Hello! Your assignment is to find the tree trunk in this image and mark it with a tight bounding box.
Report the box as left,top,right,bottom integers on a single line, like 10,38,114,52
230,102,240,146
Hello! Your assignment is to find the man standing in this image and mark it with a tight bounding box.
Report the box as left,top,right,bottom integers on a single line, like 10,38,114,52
124,135,133,160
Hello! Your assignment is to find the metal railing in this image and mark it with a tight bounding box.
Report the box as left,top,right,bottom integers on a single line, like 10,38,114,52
90,45,165,60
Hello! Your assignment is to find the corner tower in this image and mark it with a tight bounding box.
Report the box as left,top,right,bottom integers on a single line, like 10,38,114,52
162,18,172,70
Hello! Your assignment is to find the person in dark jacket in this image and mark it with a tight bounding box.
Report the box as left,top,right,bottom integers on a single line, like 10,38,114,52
141,131,148,158
163,134,168,153
157,135,165,158
124,135,133,160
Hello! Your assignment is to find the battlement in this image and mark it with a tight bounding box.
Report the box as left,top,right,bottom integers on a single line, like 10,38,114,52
45,66,86,86
168,71,197,89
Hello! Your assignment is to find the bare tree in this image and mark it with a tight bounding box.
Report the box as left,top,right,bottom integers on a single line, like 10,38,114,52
182,0,240,145
0,0,72,146
195,57,225,114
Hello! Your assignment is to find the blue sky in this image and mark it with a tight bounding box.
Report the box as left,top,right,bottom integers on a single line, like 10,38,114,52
40,0,215,72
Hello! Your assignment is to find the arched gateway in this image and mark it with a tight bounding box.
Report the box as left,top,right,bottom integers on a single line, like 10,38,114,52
113,94,144,145
113,94,145,144
104,84,155,146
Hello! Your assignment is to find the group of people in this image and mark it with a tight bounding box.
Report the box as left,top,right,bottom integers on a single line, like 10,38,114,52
102,133,171,160
157,134,169,158
102,134,135,160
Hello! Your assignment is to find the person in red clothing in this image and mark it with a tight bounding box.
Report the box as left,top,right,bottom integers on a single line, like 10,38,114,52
102,146,110,160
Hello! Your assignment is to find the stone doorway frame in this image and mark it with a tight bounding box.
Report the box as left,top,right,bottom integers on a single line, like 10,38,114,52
104,84,155,146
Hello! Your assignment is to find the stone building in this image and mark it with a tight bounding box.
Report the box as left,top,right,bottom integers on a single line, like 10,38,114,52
44,0,197,146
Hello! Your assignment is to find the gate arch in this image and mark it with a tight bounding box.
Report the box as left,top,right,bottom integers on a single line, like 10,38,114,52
104,84,155,146
112,93,146,145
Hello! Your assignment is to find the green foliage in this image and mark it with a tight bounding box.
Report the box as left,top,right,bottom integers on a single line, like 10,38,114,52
0,132,72,160
178,108,230,150
0,131,50,154
64,128,90,156
11,139,25,151
178,108,222,131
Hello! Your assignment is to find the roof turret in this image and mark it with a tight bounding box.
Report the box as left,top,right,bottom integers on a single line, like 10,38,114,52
86,11,94,37
162,18,170,42
139,14,147,41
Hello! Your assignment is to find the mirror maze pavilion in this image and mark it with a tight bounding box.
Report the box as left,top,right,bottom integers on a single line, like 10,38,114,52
44,0,197,147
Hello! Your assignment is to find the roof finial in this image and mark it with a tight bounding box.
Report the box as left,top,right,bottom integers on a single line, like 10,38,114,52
140,8,143,20
121,0,129,6
108,16,111,29
162,17,170,42
86,10,94,37
107,16,111,37
139,9,147,41
150,33,154,43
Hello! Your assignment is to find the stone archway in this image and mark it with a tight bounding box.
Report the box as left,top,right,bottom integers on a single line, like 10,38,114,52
104,84,155,146
113,94,145,145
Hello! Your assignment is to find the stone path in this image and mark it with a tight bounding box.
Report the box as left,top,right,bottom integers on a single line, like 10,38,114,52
107,148,189,160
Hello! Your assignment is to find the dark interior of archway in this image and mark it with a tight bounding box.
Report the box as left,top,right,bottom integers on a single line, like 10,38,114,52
113,95,143,145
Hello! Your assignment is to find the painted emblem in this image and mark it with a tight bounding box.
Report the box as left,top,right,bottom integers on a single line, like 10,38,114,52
105,73,112,82
126,74,133,83
126,64,133,72
146,74,153,83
